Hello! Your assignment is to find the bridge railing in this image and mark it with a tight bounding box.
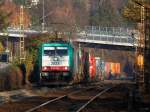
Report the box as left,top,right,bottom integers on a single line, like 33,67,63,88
84,26,133,36
76,26,139,46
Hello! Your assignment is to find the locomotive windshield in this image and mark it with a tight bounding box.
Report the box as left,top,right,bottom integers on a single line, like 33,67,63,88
44,46,68,56
56,47,68,56
44,47,55,56
44,50,55,56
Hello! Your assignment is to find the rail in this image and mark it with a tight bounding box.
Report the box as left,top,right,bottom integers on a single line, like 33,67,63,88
25,84,112,112
25,89,84,112
76,86,113,112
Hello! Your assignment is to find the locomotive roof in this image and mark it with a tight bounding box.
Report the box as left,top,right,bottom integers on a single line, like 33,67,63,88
42,42,72,47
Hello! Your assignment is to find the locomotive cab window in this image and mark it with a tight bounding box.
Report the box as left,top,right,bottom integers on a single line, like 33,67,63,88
44,50,55,56
43,46,68,56
44,47,55,56
56,47,68,56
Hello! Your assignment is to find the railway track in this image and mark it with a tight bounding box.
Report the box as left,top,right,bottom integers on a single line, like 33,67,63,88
1,83,136,112
76,87,112,112
0,82,89,106
0,82,108,112
24,84,113,112
0,82,148,112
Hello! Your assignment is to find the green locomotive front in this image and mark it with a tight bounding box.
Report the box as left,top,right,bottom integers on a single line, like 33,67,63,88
38,42,74,84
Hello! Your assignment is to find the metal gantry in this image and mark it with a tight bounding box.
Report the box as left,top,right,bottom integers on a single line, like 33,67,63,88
144,6,150,92
19,5,25,63
134,1,145,83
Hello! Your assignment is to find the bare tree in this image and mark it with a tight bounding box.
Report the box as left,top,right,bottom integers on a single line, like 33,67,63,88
30,0,89,32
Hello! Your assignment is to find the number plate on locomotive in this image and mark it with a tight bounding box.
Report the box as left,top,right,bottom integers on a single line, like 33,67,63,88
51,61,60,65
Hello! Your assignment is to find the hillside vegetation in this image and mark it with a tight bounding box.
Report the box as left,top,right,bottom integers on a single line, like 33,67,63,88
12,0,129,28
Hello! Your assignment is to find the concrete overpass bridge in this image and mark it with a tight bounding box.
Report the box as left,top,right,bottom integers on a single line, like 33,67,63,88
0,26,139,47
75,26,139,48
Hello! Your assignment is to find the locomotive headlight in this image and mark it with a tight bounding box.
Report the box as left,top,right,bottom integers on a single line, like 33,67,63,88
43,67,47,70
90,66,93,69
64,67,68,70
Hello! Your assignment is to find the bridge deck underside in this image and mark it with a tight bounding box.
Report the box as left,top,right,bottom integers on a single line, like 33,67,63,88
75,42,136,51
75,34,137,47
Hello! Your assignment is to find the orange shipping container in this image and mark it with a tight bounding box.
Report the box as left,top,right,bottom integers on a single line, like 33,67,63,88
111,63,116,74
137,55,144,67
105,62,120,74
116,63,120,74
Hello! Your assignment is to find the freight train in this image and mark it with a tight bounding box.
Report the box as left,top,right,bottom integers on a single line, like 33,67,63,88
37,42,75,85
33,40,101,85
32,41,134,85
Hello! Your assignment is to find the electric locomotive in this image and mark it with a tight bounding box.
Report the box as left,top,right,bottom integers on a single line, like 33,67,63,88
38,42,74,84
